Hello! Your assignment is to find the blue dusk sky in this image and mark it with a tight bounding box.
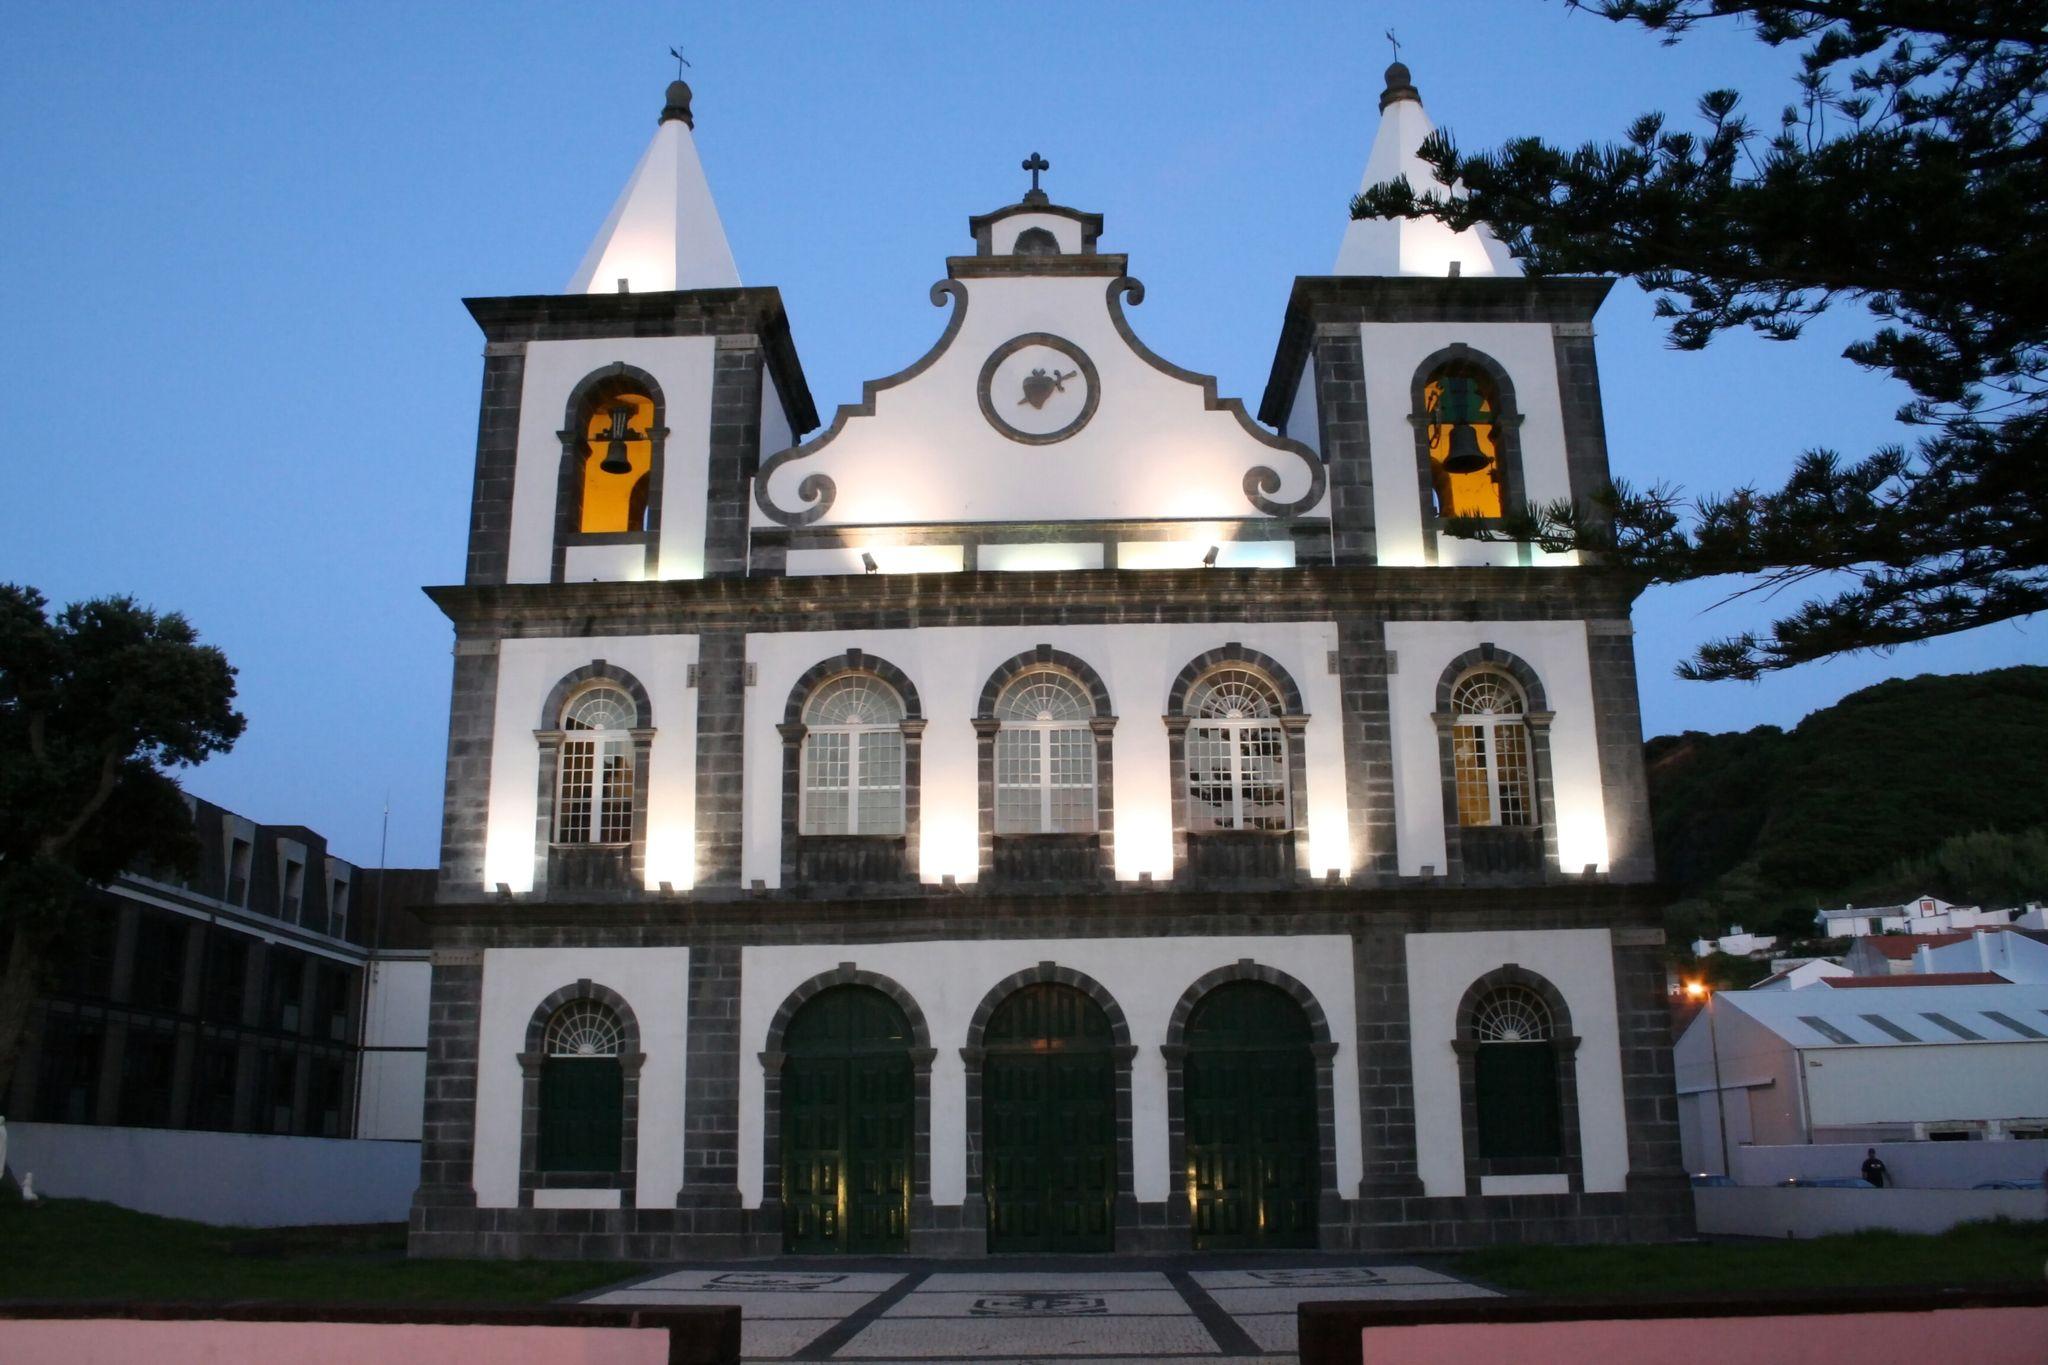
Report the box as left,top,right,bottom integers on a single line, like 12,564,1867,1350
3,2,2039,868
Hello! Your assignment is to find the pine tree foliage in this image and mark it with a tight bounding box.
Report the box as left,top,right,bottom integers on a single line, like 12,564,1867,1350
1355,2,2048,679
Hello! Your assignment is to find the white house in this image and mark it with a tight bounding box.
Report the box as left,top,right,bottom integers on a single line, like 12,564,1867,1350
1690,925,1777,959
1816,894,2014,939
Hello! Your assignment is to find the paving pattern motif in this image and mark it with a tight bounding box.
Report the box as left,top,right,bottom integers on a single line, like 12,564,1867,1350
584,1259,1496,1361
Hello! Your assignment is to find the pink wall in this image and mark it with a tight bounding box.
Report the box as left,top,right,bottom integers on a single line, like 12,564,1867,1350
0,1319,671,1365
1359,1305,2048,1365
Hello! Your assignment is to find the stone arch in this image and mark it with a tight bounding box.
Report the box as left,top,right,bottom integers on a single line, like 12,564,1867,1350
975,645,1117,882
1430,643,1561,883
755,964,938,1248
959,963,1138,1243
1407,342,1529,562
1162,643,1312,880
533,660,656,895
517,978,645,1206
553,361,670,582
1451,964,1584,1196
777,649,925,887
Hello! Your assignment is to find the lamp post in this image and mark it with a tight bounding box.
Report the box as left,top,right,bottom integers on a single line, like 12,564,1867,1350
1687,980,1732,1178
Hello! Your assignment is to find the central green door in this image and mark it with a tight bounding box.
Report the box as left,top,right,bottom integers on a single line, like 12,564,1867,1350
781,985,913,1253
1185,981,1320,1249
983,982,1116,1253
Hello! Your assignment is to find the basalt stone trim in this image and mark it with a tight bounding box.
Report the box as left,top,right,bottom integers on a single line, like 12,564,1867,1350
465,346,525,586
778,650,925,890
532,661,656,895
1259,276,1618,427
411,958,484,1212
517,979,644,1208
1335,617,1397,878
1610,937,1690,1231
975,645,1117,882
1551,324,1615,529
551,362,668,584
1160,960,1344,1246
1162,644,1312,881
1585,620,1655,882
678,944,741,1215
437,644,501,897
1352,927,1420,1196
703,337,763,578
960,963,1138,1246
1313,328,1376,566
1430,643,1562,883
692,632,747,889
1451,965,1585,1195
1343,1185,1691,1254
1406,343,1530,565
756,964,935,1249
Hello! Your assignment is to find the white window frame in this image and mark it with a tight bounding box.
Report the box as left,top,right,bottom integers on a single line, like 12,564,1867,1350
800,675,906,836
555,686,637,846
1184,669,1290,833
994,671,1097,834
1450,671,1534,828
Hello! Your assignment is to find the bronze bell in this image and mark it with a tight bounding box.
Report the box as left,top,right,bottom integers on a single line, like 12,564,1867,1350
599,404,636,474
1441,420,1491,475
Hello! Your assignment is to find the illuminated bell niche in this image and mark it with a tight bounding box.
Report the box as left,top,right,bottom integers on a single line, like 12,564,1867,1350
1423,366,1503,520
580,390,656,533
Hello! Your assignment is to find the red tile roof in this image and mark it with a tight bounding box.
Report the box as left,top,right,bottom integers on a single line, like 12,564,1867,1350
1862,934,1970,959
1821,972,2010,988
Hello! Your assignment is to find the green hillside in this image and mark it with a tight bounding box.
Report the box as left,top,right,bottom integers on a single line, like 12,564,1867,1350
1646,666,2048,944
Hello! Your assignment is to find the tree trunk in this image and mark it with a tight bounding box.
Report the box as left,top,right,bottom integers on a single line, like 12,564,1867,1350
0,924,42,1109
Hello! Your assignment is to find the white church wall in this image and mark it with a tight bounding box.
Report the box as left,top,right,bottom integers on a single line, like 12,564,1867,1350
1355,321,1577,569
1383,619,1608,876
754,273,1324,529
737,934,1361,1209
1285,354,1320,454
1405,929,1630,1197
760,367,793,467
473,946,691,1209
741,622,1349,887
986,212,1087,255
481,634,700,892
506,335,719,583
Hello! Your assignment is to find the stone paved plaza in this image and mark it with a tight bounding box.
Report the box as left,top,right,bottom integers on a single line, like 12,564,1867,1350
581,1258,1497,1361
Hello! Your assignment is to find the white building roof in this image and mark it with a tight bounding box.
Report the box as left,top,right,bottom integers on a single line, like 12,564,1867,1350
567,81,740,295
1722,981,2048,1050
1334,62,1520,279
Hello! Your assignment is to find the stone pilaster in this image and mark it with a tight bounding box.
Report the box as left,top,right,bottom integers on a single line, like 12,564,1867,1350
1334,617,1397,877
1312,327,1376,566
411,951,484,1229
703,335,763,578
436,640,500,897
1586,620,1656,882
692,631,748,889
464,342,526,586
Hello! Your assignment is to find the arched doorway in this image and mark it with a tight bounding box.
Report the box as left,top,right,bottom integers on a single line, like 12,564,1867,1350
781,985,914,1252
983,982,1116,1252
1184,981,1319,1249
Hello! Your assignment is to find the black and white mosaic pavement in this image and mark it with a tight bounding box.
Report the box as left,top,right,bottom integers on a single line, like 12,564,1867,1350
582,1258,1496,1361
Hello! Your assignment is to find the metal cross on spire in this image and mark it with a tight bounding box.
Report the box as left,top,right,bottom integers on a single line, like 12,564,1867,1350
1022,152,1050,198
1385,28,1401,62
669,45,692,79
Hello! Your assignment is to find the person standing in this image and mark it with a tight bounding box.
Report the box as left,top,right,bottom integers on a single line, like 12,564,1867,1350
1861,1148,1889,1188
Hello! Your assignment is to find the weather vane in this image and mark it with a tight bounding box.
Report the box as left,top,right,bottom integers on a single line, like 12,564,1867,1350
669,46,692,80
1385,29,1401,62
1022,151,1050,196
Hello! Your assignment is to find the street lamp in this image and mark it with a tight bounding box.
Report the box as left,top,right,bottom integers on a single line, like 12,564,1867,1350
1687,980,1732,1179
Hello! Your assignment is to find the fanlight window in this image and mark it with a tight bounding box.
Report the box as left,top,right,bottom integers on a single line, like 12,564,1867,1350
802,675,906,836
544,1000,624,1057
1185,668,1289,832
995,670,1097,834
556,686,636,845
1451,670,1533,828
579,389,656,533
1423,364,1503,519
1472,986,1551,1043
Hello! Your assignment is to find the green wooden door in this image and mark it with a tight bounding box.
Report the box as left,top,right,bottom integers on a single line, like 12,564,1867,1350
538,1057,623,1173
781,985,913,1253
1476,1042,1561,1160
983,983,1116,1253
1185,981,1319,1250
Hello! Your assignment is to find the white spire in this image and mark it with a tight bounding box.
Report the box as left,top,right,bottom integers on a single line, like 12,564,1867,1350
1334,63,1520,279
568,81,741,295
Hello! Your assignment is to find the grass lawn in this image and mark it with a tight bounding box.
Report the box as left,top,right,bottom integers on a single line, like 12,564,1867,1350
0,1198,634,1304
1454,1218,2048,1296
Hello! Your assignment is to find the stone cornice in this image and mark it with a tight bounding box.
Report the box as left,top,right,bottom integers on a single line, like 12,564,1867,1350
422,565,1645,636
1257,275,1618,426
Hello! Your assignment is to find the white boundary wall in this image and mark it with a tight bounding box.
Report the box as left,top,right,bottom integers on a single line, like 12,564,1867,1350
1731,1139,2048,1190
1694,1185,2046,1239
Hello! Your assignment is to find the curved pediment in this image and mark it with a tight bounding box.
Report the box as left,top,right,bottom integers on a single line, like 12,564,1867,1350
755,268,1325,529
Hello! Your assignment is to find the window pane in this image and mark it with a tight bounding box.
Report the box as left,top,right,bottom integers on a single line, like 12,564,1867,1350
856,730,904,835
1238,724,1287,831
1048,727,1096,832
803,731,850,835
995,728,1042,833
1452,726,1493,826
1494,722,1534,826
597,740,633,842
557,738,596,842
1187,724,1235,830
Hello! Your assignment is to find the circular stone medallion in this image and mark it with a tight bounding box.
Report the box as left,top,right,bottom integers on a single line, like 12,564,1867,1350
977,333,1100,445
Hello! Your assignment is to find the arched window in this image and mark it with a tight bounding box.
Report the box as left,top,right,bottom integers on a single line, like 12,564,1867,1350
538,1000,624,1174
1469,985,1562,1161
556,686,636,845
1422,361,1504,520
577,388,656,534
1450,671,1533,828
994,670,1097,833
801,675,906,835
1185,668,1289,832
1013,226,1061,256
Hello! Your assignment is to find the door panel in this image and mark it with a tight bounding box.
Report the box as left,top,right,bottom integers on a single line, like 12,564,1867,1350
1184,981,1320,1250
983,983,1116,1253
780,986,914,1253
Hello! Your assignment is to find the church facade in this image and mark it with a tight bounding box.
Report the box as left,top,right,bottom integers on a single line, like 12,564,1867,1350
409,65,1688,1259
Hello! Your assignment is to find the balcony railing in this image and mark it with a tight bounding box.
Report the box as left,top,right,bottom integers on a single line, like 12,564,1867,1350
992,833,1104,883
792,835,910,887
547,843,634,893
1459,825,1545,877
1184,829,1295,882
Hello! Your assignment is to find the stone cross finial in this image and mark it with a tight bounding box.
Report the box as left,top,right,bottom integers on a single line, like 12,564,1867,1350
669,46,691,80
1022,152,1050,197
1385,28,1400,61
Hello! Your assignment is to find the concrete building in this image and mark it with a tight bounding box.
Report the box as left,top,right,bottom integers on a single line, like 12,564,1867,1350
1675,980,2048,1173
408,65,1687,1260
1816,894,2014,939
1690,926,1777,959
